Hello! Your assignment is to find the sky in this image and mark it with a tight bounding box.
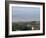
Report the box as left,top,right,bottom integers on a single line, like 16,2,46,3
12,6,40,22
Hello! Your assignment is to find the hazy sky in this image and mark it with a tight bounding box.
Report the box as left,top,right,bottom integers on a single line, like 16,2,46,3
12,6,40,22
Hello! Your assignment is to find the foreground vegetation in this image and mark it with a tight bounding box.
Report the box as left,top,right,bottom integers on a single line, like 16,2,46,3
12,21,40,31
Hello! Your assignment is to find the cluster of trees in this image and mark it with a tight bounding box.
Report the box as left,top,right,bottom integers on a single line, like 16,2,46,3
12,21,40,31
12,23,32,31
